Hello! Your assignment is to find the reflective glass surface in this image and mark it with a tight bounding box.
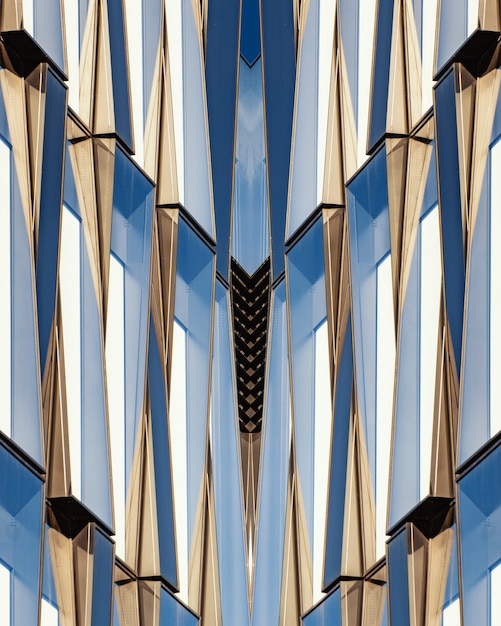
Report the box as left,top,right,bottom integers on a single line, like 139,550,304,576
458,444,501,626
211,281,250,625
303,586,341,626
160,587,199,626
387,527,411,626
0,444,43,626
252,282,290,625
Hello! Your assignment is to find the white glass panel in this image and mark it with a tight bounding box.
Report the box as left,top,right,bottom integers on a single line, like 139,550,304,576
23,0,34,34
317,0,336,201
491,562,501,625
358,0,377,166
420,206,441,500
442,598,460,626
60,205,82,500
376,255,395,558
64,0,80,112
165,0,184,203
0,139,11,438
0,562,10,626
125,0,144,165
313,320,332,603
467,0,477,36
422,0,437,113
106,255,126,560
169,319,188,603
490,139,501,437
41,598,59,626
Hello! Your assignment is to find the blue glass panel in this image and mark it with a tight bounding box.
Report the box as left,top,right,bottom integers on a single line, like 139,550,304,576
205,0,240,277
34,0,65,71
261,0,295,277
211,282,250,625
303,586,342,626
324,314,354,586
252,282,290,625
287,217,327,553
108,0,132,148
148,316,177,586
90,528,114,625
160,587,199,626
368,0,394,150
435,72,465,377
182,1,214,237
111,147,154,490
232,57,270,274
174,217,214,546
36,69,66,374
458,444,501,626
347,147,390,489
287,0,318,237
436,0,468,74
240,0,261,65
339,0,359,121
0,444,43,626
387,528,411,626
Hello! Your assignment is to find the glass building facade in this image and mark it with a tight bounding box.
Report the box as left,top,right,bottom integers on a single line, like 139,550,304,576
0,0,501,624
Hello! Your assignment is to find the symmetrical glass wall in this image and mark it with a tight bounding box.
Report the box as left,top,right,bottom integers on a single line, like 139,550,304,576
1,0,501,623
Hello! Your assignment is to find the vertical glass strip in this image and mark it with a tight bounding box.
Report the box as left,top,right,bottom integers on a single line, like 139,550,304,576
23,0,34,34
490,139,501,437
169,319,188,602
106,254,126,559
0,138,11,438
59,205,82,500
421,0,437,113
442,598,460,625
313,320,331,602
64,0,80,112
491,562,501,624
358,0,377,164
317,0,335,200
0,562,10,626
467,0,477,36
419,206,441,499
376,254,394,558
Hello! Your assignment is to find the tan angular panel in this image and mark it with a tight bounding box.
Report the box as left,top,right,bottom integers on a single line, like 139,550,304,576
0,0,23,30
143,26,163,180
93,0,115,135
93,136,116,320
425,526,454,626
469,68,500,235
199,470,223,624
454,64,476,239
403,0,423,128
46,525,77,626
322,11,345,207
295,472,313,611
323,207,345,352
362,573,387,626
386,0,408,135
115,573,140,626
408,524,427,626
0,68,33,231
138,580,161,626
279,460,301,626
337,33,358,180
73,524,95,626
340,579,363,626
386,136,409,320
399,133,434,308
77,0,99,126
479,0,501,30
157,208,178,355
189,473,208,613
357,411,377,570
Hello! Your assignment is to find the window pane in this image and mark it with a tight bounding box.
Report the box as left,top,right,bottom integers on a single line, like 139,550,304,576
0,137,11,438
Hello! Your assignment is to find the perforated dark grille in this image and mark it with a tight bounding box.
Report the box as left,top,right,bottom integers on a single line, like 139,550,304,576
231,258,271,433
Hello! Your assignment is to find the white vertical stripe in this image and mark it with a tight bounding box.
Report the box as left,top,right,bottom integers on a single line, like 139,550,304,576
106,255,126,560
0,563,11,626
467,0,477,36
41,599,59,626
376,255,395,559
165,0,184,203
0,139,11,438
490,140,501,437
358,0,377,166
420,206,441,500
317,0,336,203
421,0,437,113
169,319,188,603
125,0,144,166
64,0,80,113
60,205,82,500
313,320,331,603
442,598,460,626
23,0,34,35
492,562,501,625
